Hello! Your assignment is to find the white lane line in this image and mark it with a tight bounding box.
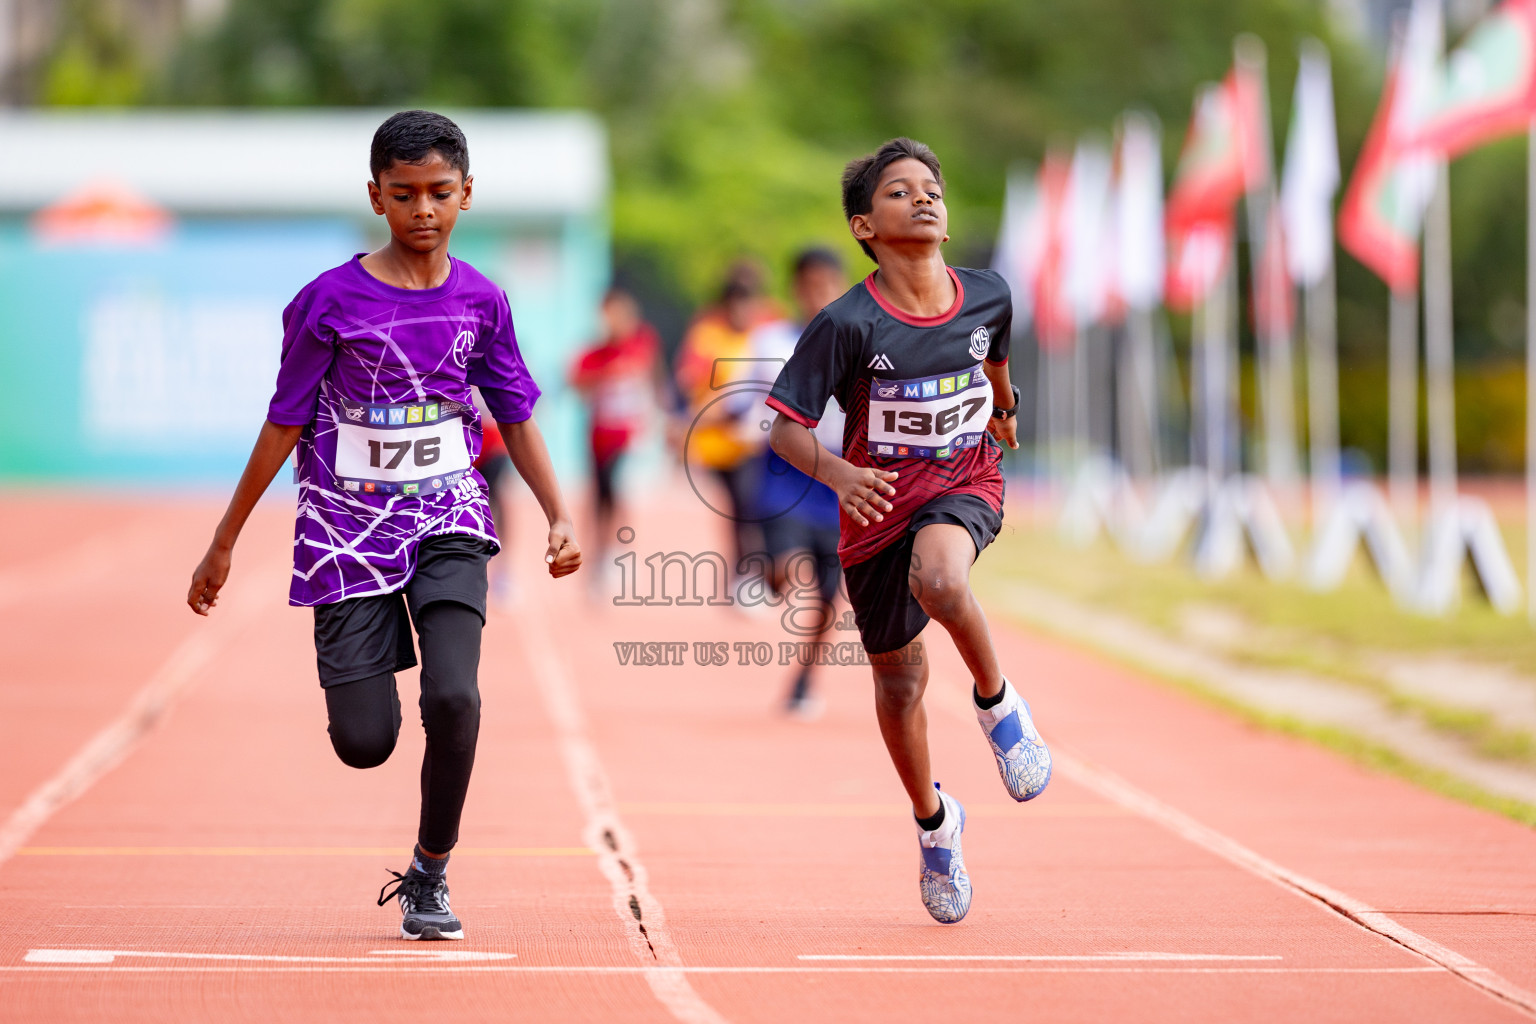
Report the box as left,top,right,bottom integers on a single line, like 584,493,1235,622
0,571,282,867
925,672,1536,1018
513,603,729,1024
799,953,1282,962
0,965,1445,976
25,949,513,964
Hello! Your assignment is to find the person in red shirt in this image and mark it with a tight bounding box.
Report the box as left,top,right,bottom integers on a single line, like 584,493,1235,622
571,287,663,576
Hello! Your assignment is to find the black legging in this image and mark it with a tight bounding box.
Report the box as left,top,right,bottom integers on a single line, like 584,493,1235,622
324,601,483,855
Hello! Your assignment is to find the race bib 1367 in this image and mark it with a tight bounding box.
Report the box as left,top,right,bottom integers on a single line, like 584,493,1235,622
866,363,990,460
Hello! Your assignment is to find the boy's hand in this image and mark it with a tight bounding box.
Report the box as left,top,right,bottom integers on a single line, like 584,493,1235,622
987,414,1019,450
545,520,582,578
830,462,899,528
187,545,232,616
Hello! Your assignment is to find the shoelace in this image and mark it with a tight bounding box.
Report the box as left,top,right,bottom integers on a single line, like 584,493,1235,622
376,869,450,914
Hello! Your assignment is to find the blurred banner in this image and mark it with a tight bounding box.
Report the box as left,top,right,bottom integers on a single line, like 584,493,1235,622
0,110,610,485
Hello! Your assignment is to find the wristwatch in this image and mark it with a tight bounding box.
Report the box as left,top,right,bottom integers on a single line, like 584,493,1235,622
992,384,1021,421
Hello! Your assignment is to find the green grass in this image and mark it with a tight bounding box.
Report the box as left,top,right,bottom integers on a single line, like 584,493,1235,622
974,518,1536,828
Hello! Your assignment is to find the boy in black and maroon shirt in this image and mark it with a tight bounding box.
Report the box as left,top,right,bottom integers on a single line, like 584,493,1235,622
766,138,1051,923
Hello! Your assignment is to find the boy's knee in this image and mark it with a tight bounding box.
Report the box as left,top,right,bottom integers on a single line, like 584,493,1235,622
421,687,481,727
328,722,397,769
910,568,969,624
872,664,924,713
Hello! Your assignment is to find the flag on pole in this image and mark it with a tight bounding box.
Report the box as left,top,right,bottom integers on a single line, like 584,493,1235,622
1166,74,1265,233
1254,206,1294,336
1115,112,1165,312
1413,0,1536,158
1281,41,1340,289
992,167,1042,334
1164,72,1260,312
1064,139,1114,328
1338,0,1443,293
1034,151,1075,351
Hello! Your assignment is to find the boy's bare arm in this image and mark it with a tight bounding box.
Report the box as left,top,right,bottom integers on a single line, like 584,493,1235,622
768,414,898,528
187,420,304,615
981,359,1019,450
499,417,582,578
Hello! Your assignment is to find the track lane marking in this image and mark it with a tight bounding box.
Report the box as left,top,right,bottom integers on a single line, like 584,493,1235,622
512,602,730,1024
799,953,1282,962
15,846,593,856
0,964,1446,975
25,949,514,964
925,667,1536,1018
0,570,283,867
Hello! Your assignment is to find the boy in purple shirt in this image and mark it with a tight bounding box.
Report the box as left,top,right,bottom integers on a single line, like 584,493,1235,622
187,111,581,941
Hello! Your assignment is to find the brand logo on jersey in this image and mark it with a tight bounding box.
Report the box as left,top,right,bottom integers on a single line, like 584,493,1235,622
877,444,894,455
897,446,910,456
425,404,439,422
868,353,894,371
363,481,376,493
939,377,956,394
452,330,476,368
916,447,932,457
957,372,971,388
936,447,950,458
388,407,407,426
368,407,387,425
343,479,360,491
403,483,420,495
431,478,443,489
877,383,900,398
969,326,990,360
902,383,921,398
921,380,939,398
344,406,365,422
406,406,424,424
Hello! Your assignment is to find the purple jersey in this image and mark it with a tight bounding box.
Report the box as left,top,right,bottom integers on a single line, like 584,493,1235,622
266,255,540,606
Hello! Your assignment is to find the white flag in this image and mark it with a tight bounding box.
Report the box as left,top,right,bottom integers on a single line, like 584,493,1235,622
1280,40,1339,287
992,167,1041,332
1115,112,1165,310
1063,139,1113,326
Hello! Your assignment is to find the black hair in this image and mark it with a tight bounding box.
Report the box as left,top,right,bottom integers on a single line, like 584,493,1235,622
841,138,945,262
370,110,470,183
792,247,843,278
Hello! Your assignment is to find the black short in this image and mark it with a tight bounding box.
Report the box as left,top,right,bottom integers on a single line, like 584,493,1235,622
764,514,841,604
843,492,1002,655
311,533,492,687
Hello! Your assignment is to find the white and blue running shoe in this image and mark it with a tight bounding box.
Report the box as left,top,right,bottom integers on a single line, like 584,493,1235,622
976,678,1052,802
916,785,971,924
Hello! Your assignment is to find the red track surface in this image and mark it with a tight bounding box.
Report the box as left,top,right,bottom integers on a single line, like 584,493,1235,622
1,487,1534,1022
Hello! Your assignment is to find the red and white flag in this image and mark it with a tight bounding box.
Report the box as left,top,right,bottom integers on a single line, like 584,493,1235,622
1115,112,1165,313
1412,0,1536,158
1033,151,1075,351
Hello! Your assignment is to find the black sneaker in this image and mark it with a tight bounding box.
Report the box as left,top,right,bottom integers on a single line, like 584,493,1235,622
378,867,464,941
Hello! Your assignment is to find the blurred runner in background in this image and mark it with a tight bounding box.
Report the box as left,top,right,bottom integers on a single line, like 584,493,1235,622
749,249,848,718
571,286,664,589
673,261,775,583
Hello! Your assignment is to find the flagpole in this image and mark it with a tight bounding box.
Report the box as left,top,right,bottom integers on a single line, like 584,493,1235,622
1388,286,1420,543
1424,161,1457,535
1306,261,1341,527
1527,119,1536,623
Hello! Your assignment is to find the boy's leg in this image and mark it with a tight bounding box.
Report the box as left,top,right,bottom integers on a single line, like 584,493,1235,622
908,523,1003,700
413,600,483,856
870,644,940,819
324,673,403,769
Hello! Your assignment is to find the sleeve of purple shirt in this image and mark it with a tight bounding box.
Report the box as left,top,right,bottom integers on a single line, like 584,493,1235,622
266,287,334,427
468,289,541,425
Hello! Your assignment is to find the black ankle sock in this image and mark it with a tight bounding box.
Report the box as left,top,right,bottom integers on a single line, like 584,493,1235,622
974,682,1006,710
412,845,449,875
915,803,946,832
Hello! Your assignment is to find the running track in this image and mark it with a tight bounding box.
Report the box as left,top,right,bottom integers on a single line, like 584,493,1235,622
1,487,1534,1023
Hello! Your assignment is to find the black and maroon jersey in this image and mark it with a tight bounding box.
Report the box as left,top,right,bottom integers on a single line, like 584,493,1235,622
766,266,1011,567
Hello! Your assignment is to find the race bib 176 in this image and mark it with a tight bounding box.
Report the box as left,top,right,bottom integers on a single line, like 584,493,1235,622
332,398,474,497
866,363,990,460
